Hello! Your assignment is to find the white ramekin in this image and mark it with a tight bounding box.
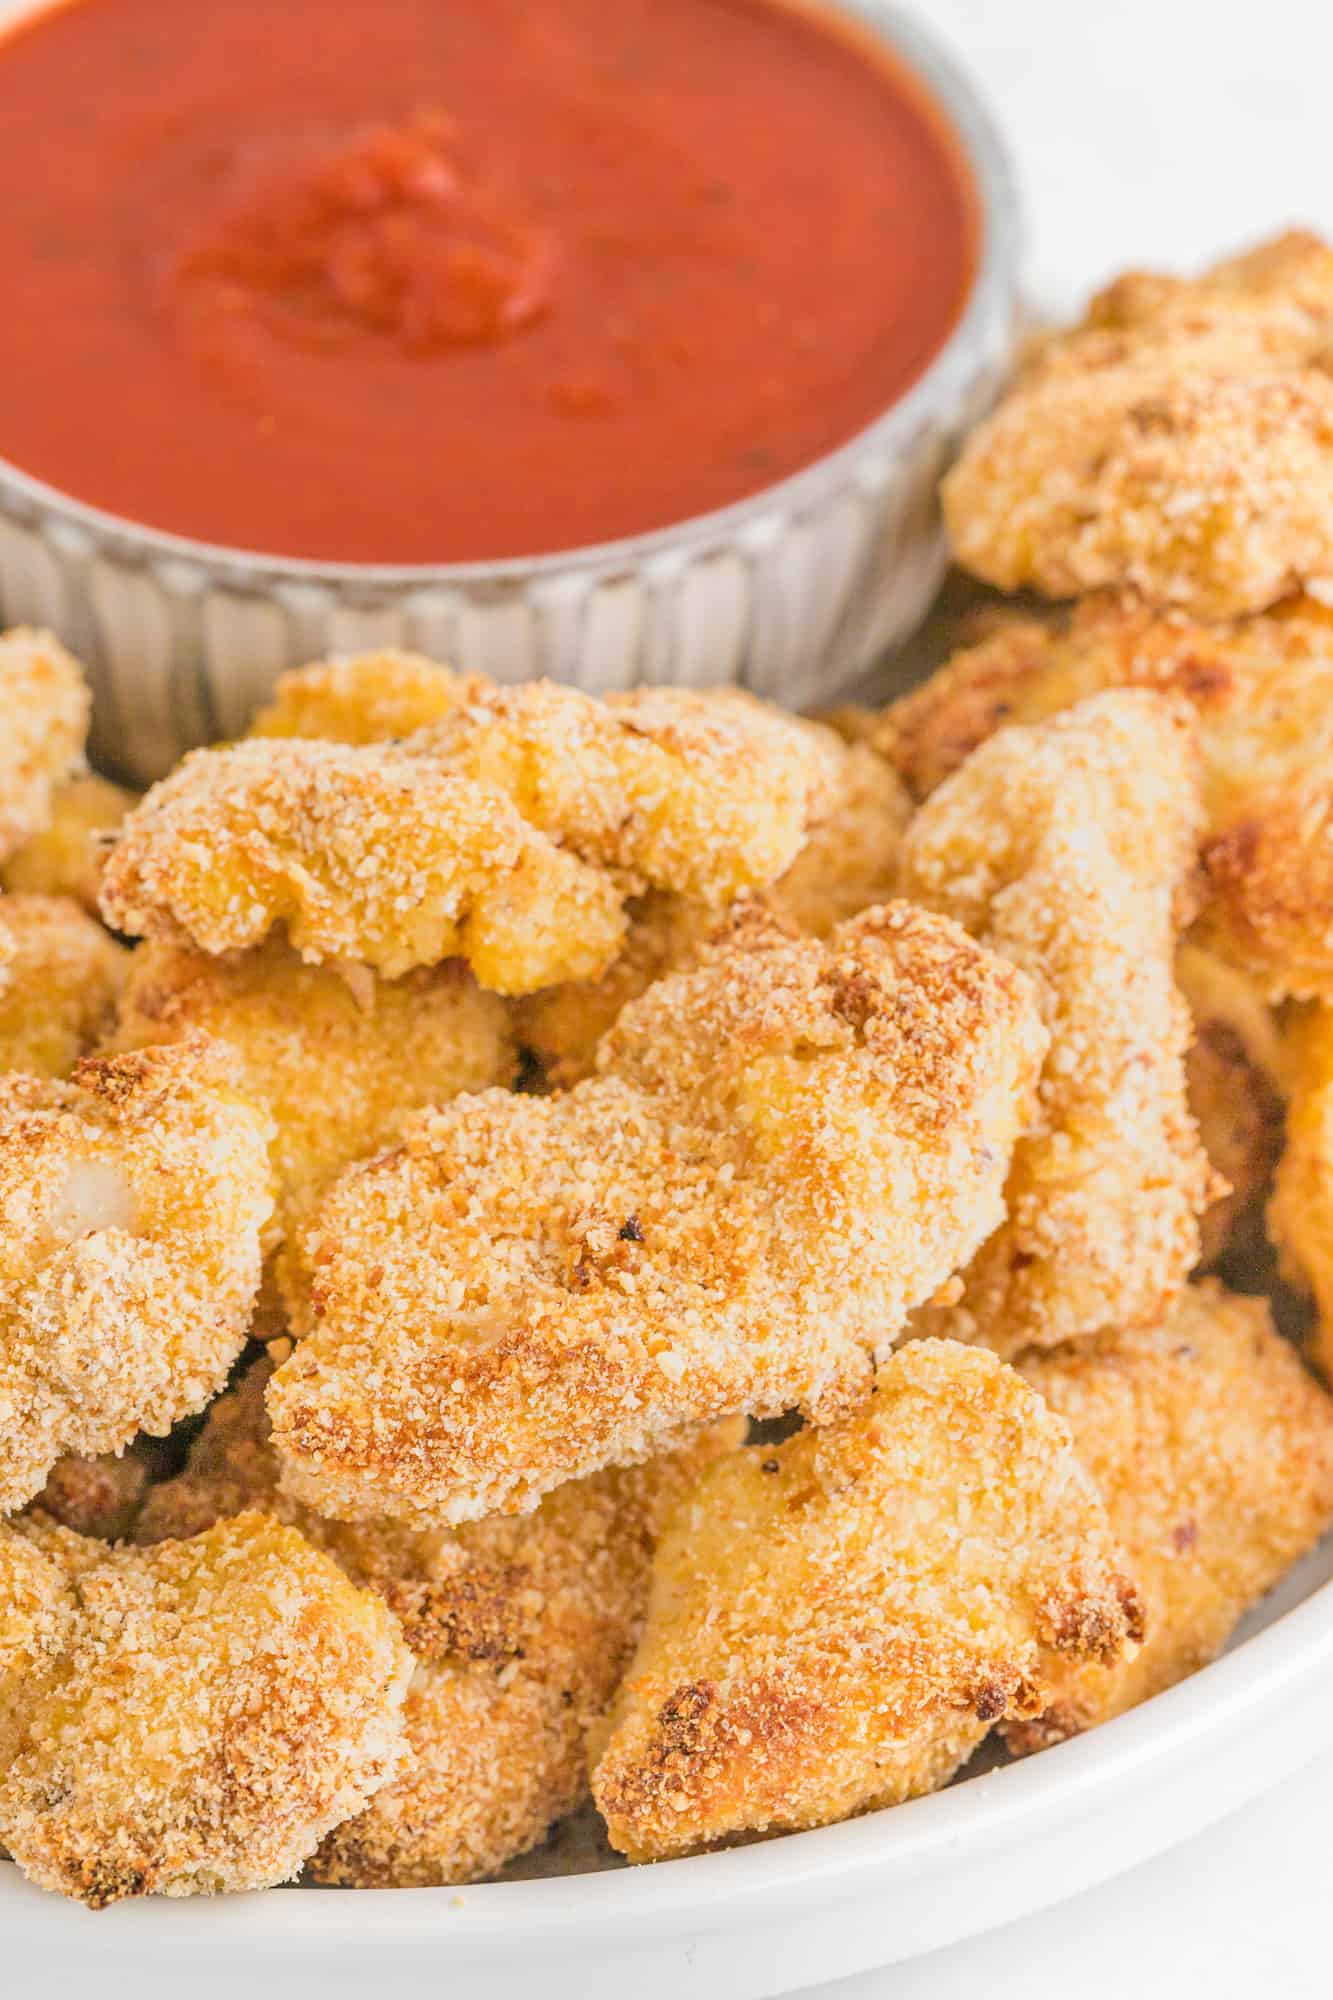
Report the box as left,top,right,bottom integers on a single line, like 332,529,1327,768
0,0,1020,783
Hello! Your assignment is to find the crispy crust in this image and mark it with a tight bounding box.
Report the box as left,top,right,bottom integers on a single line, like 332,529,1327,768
0,1512,412,1905
1,775,136,913
1006,1283,1333,1750
0,629,89,865
100,679,838,992
138,1360,743,1885
267,904,1046,1527
518,740,911,1085
0,894,129,1080
943,233,1333,617
1176,944,1284,1268
0,1040,273,1512
590,1341,1141,1861
108,935,516,1328
248,650,464,743
901,692,1211,1352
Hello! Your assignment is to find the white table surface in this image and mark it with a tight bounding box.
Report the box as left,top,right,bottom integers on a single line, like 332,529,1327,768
803,2,1333,1991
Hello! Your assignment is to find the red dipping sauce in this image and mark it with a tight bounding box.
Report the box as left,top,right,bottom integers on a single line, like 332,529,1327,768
0,0,978,563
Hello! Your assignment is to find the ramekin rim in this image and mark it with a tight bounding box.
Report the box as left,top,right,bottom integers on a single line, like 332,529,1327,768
0,0,1021,590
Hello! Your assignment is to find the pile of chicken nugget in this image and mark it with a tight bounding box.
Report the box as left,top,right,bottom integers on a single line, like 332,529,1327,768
6,229,1333,1910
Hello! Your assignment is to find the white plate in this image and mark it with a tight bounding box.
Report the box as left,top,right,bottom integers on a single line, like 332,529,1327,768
8,1532,1333,1998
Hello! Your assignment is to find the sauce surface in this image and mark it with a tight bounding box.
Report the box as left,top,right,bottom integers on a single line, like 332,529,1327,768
0,0,978,563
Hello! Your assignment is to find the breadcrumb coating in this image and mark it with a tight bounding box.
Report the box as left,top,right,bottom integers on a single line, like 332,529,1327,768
874,590,1333,1001
1,775,136,913
1176,944,1284,1268
108,935,516,1327
590,1341,1141,1861
24,1450,148,1540
1268,1001,1333,1379
0,1040,273,1513
100,680,836,991
0,1511,412,1905
902,692,1211,1352
138,1360,743,1886
1006,1283,1333,1750
0,894,128,1079
0,629,89,865
267,903,1047,1527
519,740,910,1085
943,233,1333,617
248,650,463,743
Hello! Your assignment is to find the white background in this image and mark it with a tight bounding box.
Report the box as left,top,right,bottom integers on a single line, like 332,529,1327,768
805,3,1332,1992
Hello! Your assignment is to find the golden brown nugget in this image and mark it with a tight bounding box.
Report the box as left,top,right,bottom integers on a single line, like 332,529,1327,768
590,1341,1141,1861
943,233,1333,618
100,680,837,991
1268,1001,1333,1377
1,773,136,912
0,1511,412,1905
138,1362,742,1886
1176,944,1284,1267
0,1040,273,1514
901,692,1211,1353
1006,1284,1333,1750
0,894,129,1079
519,741,911,1084
0,628,89,865
268,903,1047,1527
873,591,1333,1001
109,935,516,1325
248,649,464,744
24,1451,149,1541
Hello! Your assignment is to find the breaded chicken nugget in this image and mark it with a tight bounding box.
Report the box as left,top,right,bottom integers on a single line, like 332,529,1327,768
943,233,1333,617
876,591,1333,1001
1176,944,1284,1268
1268,1001,1333,1378
519,741,910,1085
1,775,136,913
590,1341,1141,1861
137,1360,742,1886
248,649,463,744
100,681,837,991
268,903,1046,1527
108,935,516,1326
0,894,128,1080
0,1511,412,1905
24,1450,148,1540
901,693,1211,1352
0,629,89,865
0,1040,273,1513
1006,1284,1333,1750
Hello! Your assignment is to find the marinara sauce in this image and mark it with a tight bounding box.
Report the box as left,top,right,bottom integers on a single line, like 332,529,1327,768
0,0,978,562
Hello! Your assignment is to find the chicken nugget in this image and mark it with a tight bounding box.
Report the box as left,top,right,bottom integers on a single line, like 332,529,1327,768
0,629,89,865
137,1359,742,1886
100,680,837,992
24,1450,149,1540
1006,1283,1333,1750
1,774,136,913
1176,944,1284,1268
248,649,463,744
873,591,1333,1003
0,1040,273,1513
108,935,516,1327
519,740,910,1085
589,1341,1141,1861
1268,1000,1333,1377
0,894,128,1080
901,692,1211,1352
943,233,1333,617
267,902,1046,1527
0,1511,412,1905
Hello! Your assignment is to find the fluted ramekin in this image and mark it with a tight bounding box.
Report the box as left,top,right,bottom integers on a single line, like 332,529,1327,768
0,0,1019,784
